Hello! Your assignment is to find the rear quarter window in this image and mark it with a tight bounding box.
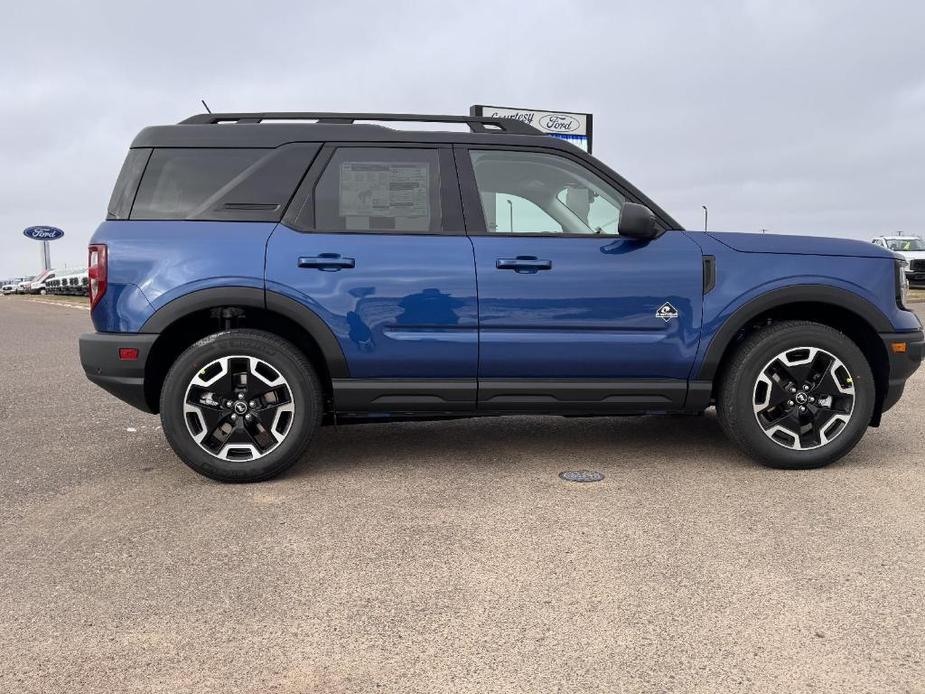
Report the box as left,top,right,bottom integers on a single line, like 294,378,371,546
107,148,151,220
131,148,267,220
125,145,320,222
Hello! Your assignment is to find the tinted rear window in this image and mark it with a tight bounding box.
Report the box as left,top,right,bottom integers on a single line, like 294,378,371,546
131,148,267,220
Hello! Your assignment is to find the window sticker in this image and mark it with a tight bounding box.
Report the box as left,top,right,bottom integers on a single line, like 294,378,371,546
339,161,430,220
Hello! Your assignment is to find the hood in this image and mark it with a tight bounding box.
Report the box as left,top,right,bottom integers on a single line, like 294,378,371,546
706,232,896,259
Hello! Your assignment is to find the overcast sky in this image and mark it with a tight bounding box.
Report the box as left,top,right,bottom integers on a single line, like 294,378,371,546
2,0,924,280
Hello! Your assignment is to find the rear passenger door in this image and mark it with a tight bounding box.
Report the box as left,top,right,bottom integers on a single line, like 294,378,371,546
266,145,479,413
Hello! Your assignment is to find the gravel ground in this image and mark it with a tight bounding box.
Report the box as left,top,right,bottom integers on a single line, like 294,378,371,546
0,296,922,693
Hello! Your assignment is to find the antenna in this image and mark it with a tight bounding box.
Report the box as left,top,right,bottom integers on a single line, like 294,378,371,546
200,99,212,114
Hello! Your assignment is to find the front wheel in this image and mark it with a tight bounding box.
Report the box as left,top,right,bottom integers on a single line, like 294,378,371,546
717,321,875,469
160,330,322,482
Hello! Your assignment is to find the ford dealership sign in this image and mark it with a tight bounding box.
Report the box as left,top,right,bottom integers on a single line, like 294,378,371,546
538,114,580,132
471,105,593,152
23,226,64,241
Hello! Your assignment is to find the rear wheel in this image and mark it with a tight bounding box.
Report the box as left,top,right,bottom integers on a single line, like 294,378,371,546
160,329,322,482
717,321,875,469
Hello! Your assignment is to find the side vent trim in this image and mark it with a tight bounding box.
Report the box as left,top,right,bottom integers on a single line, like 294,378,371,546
703,255,716,294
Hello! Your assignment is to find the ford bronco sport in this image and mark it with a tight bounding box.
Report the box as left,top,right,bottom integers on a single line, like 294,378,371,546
79,111,923,482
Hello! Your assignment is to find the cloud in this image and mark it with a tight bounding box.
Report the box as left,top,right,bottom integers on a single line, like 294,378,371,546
2,0,924,278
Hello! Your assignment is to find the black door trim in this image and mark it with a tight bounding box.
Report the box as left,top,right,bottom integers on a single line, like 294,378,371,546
333,378,477,413
478,378,687,413
332,378,689,415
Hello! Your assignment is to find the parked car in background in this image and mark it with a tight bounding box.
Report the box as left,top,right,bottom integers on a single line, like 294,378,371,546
16,280,32,294
28,269,56,295
80,110,922,482
47,269,89,296
48,277,70,295
1,284,15,295
872,236,925,286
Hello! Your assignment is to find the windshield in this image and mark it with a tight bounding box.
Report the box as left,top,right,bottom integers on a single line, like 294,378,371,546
885,238,925,251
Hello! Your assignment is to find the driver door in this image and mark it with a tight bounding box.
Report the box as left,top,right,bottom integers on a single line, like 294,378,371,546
456,145,703,412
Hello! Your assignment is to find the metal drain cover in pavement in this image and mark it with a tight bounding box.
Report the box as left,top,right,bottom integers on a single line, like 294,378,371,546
559,469,605,483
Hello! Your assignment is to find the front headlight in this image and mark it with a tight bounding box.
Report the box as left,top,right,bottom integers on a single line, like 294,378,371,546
896,258,910,309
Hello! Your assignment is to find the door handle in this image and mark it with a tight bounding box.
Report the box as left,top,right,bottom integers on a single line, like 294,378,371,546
496,256,552,273
298,253,356,271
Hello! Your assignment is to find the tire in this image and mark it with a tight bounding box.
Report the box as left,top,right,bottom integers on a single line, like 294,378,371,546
717,320,874,469
160,329,322,482
39,289,47,295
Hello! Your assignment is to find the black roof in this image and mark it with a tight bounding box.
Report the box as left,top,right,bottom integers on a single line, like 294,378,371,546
131,124,567,149
180,111,543,133
128,111,682,229
131,111,561,150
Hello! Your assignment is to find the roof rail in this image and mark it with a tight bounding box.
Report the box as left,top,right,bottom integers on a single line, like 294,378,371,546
178,111,543,136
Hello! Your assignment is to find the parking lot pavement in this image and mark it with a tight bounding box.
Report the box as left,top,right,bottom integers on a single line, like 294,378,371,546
0,296,922,694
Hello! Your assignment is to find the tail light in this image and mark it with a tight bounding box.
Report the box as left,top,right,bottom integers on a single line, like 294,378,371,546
88,244,108,310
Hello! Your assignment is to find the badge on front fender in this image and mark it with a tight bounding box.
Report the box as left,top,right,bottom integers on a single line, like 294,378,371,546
656,302,679,322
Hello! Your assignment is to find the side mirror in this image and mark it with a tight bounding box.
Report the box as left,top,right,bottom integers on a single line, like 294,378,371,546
618,203,662,241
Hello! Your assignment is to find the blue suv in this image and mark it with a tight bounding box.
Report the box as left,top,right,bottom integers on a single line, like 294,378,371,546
79,111,923,482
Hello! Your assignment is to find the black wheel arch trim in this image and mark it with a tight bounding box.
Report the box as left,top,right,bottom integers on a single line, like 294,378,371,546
139,286,349,378
696,285,894,381
265,291,349,378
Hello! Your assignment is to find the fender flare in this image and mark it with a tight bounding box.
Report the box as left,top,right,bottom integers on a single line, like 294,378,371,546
139,286,349,378
696,284,892,381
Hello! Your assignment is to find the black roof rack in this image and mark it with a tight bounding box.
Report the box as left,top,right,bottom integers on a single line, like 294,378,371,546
179,111,543,136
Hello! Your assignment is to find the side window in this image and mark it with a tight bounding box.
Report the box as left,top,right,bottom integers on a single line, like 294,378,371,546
131,148,268,220
481,192,563,233
469,150,625,235
315,148,443,233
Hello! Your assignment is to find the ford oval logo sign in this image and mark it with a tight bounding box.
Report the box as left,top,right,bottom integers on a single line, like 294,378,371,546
539,114,580,132
23,226,64,241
